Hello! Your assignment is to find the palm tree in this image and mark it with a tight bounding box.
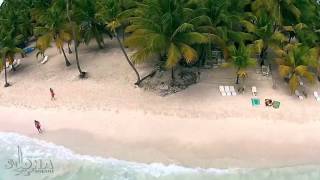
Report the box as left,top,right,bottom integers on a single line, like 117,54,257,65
241,12,288,66
251,0,301,27
73,0,106,49
203,0,255,61
0,0,33,38
276,43,318,93
34,4,72,66
97,0,141,85
66,0,86,78
227,43,256,85
0,33,24,87
125,0,209,83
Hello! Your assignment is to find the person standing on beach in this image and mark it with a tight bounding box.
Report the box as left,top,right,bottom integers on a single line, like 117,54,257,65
50,88,55,100
34,120,42,134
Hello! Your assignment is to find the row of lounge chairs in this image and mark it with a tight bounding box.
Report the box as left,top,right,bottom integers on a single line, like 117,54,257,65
219,86,258,97
5,59,21,71
219,86,237,96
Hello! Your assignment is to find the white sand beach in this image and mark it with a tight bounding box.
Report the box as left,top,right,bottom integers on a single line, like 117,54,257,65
1,40,320,169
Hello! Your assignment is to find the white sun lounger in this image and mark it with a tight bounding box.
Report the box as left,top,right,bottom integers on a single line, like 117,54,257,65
252,86,257,96
219,86,226,96
230,86,237,96
295,90,304,100
15,59,21,67
41,56,49,64
224,86,231,96
7,59,21,71
12,59,21,70
314,91,320,101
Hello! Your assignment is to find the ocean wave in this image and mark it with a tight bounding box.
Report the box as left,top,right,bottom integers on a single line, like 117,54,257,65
0,132,319,180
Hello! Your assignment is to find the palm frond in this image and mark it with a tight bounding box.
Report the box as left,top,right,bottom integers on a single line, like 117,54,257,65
166,43,181,69
178,43,198,64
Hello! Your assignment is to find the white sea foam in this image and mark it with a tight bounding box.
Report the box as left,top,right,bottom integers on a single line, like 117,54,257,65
0,132,319,180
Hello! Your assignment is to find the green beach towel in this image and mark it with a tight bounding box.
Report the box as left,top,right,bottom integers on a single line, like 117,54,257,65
273,101,280,109
251,98,260,107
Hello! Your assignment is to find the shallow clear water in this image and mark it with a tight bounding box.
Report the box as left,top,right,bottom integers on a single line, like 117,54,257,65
0,132,319,180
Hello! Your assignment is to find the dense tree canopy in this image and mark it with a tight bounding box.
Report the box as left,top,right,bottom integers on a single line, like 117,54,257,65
0,0,319,93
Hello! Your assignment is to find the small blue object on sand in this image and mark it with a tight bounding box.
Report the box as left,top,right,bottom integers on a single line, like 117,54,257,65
251,98,260,107
23,47,35,54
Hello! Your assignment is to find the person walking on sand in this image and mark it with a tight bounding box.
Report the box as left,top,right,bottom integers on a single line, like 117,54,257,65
50,88,55,100
34,120,43,134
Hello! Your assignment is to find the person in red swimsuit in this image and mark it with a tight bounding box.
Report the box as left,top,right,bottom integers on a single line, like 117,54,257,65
34,120,42,134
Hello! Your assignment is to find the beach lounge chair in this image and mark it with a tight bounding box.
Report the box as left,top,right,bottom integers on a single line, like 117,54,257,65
7,59,21,71
230,86,237,96
219,86,226,96
41,56,49,64
252,86,257,96
225,86,231,96
295,90,304,100
272,101,281,109
314,91,320,101
15,59,21,67
12,59,21,69
251,98,260,107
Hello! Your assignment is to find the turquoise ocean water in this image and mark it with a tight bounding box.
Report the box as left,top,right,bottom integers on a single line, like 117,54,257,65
0,132,320,180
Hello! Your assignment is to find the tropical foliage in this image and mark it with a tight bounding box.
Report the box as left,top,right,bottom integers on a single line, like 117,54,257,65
276,43,319,92
0,0,319,97
34,3,73,66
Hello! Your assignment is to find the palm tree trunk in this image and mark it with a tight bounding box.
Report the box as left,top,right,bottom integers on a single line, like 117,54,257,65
236,74,240,84
61,48,71,66
122,26,125,43
66,0,86,78
94,27,104,49
171,68,175,83
236,68,240,84
115,32,141,85
68,42,73,54
3,56,10,87
96,39,104,49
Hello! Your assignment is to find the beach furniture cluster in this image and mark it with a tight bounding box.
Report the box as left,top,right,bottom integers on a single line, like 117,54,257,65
5,59,21,71
219,86,237,96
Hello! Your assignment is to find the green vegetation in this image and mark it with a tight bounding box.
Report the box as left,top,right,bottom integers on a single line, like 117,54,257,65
0,0,319,95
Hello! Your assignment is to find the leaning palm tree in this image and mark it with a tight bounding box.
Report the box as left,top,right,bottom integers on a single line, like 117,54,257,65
276,43,318,93
66,0,86,78
125,0,209,83
34,5,72,66
97,0,141,85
